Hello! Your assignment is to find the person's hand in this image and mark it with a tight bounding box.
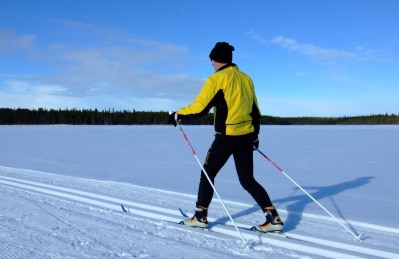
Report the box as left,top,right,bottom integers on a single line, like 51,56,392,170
168,112,178,127
253,135,259,150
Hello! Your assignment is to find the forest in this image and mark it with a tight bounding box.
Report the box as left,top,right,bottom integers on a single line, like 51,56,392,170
0,108,398,125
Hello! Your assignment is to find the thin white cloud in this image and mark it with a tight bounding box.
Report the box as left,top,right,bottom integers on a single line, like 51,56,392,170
0,29,39,57
0,23,204,110
247,30,390,65
270,36,355,64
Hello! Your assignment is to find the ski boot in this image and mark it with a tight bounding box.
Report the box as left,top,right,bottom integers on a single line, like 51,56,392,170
253,205,284,233
181,205,208,228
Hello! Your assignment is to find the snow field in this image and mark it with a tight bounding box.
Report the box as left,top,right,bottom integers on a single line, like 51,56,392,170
1,125,398,258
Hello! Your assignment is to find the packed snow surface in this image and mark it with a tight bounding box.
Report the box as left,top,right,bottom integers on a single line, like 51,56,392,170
1,125,398,258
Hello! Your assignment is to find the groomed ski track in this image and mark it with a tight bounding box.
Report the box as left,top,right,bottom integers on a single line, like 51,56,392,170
1,166,398,258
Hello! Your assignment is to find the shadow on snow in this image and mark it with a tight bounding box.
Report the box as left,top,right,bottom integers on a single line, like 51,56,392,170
215,176,374,233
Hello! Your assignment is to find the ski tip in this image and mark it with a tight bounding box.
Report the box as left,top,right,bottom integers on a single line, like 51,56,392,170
179,208,189,218
121,204,128,212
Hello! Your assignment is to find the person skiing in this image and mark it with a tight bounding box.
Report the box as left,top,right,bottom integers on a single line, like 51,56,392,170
169,42,283,232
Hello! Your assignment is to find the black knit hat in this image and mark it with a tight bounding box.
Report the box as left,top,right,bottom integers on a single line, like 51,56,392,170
209,42,234,63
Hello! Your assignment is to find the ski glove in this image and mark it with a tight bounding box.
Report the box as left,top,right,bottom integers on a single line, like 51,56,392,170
168,112,178,127
253,135,259,150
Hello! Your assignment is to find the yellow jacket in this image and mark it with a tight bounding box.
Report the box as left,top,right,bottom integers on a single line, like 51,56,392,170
178,64,261,136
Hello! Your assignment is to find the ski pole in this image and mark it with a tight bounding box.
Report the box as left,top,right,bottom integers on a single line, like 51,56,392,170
254,147,363,242
175,121,250,250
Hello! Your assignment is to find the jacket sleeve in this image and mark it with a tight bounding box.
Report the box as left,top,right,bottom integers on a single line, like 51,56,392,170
177,77,217,119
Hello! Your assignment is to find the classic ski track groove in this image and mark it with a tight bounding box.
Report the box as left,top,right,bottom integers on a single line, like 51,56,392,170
0,174,397,259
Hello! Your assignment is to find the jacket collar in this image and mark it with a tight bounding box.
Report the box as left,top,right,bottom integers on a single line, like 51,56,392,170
217,63,237,72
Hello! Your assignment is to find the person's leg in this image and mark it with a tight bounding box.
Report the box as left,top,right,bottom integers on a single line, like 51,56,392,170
233,134,272,209
196,134,232,208
233,134,283,232
183,134,232,227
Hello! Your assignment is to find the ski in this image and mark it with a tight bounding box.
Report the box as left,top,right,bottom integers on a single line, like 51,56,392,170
121,204,311,244
121,204,128,212
178,207,285,237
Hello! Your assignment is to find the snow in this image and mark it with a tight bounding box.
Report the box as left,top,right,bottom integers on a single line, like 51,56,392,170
0,125,398,258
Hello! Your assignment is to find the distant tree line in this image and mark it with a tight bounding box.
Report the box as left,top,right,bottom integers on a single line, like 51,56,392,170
0,108,212,125
260,114,399,125
0,108,398,125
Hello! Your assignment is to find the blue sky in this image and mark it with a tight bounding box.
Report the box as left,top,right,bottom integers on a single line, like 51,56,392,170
1,0,398,117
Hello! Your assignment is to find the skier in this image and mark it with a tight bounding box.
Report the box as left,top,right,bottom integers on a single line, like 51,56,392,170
169,42,283,232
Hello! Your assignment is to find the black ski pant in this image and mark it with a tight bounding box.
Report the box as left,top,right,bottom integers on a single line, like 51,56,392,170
196,133,272,210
